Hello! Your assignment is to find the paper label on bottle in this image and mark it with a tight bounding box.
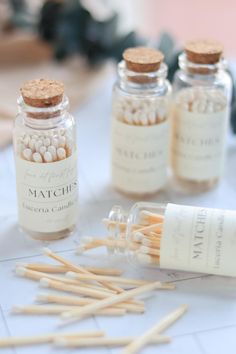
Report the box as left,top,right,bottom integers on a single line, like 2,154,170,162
111,120,169,194
172,108,228,180
160,203,236,276
15,154,78,233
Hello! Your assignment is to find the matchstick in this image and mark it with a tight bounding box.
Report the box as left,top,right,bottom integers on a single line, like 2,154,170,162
39,278,114,299
43,248,122,293
54,335,171,348
0,330,104,348
138,246,160,257
36,293,145,314
12,305,127,316
15,267,116,294
122,304,188,354
15,263,123,276
60,281,175,323
66,271,149,287
140,210,165,225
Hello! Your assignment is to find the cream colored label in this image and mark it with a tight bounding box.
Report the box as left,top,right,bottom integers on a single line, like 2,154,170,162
111,120,169,194
160,203,236,276
15,154,78,233
172,108,228,180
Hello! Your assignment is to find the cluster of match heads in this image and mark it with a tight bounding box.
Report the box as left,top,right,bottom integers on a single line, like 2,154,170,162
78,209,164,266
16,128,73,163
3,247,188,353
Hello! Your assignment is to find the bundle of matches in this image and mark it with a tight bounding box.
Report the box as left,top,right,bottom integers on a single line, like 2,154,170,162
77,209,165,267
13,248,174,323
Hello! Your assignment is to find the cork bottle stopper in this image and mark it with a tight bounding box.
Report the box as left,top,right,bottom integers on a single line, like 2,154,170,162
185,40,223,64
20,79,64,108
123,47,164,73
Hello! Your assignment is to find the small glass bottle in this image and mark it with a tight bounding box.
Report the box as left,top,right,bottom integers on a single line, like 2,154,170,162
111,47,171,198
171,39,232,191
13,79,78,241
105,202,236,277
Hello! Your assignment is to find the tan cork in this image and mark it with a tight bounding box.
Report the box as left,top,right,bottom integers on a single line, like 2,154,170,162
123,47,164,73
185,39,223,64
20,79,64,108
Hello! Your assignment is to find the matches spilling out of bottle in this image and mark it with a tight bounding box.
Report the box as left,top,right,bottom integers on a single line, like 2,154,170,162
78,209,164,267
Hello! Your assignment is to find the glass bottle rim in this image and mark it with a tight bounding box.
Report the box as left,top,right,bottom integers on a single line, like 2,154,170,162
17,94,69,116
178,52,227,74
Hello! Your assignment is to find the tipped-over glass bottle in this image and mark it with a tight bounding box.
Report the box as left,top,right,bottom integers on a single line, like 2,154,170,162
171,39,232,191
111,47,172,198
13,79,78,241
105,202,236,277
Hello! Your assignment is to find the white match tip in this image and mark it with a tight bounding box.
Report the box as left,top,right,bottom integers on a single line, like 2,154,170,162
76,245,85,255
35,293,47,302
53,338,67,347
61,312,72,319
142,238,151,246
40,278,51,287
66,271,76,279
81,236,93,243
11,306,22,314
15,262,27,268
133,232,143,241
139,246,149,254
15,267,26,276
42,247,52,255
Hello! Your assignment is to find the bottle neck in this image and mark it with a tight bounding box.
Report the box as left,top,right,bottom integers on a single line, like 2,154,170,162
17,95,69,129
106,205,128,255
117,60,168,94
179,52,227,76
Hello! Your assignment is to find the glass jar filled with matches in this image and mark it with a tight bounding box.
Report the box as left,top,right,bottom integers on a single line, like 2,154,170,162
172,39,232,192
79,202,236,277
13,79,78,241
111,47,171,197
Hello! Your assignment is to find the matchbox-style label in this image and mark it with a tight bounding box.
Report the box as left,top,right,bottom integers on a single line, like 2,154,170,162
15,153,78,232
172,107,228,180
111,119,169,194
160,203,236,276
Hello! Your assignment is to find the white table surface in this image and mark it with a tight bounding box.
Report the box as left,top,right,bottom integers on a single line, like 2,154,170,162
1,75,236,354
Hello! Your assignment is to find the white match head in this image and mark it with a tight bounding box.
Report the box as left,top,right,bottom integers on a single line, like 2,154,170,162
15,262,27,268
76,245,85,255
81,236,93,244
60,311,72,319
15,267,26,276
53,338,67,347
35,293,48,302
40,278,51,288
133,232,144,242
42,247,52,255
11,306,22,314
66,271,76,279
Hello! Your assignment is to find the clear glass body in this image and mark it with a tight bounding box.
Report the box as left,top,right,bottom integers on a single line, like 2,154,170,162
107,202,165,268
171,53,232,192
111,60,172,198
13,96,78,241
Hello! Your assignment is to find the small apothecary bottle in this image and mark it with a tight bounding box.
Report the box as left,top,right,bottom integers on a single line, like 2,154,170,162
172,39,232,191
13,79,78,241
111,47,171,197
105,202,236,277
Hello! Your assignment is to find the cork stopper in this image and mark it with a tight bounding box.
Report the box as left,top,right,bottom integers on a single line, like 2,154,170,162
123,47,164,73
185,40,223,64
20,79,64,108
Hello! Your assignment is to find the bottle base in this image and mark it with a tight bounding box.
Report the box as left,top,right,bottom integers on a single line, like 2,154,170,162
172,175,219,193
20,225,76,241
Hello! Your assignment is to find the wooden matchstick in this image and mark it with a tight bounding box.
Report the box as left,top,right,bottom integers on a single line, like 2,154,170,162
39,278,114,299
122,304,188,354
136,253,160,265
15,263,123,276
60,281,175,324
0,330,105,348
140,210,165,225
66,271,149,287
42,248,122,293
12,305,127,316
54,335,171,348
133,223,163,235
36,293,145,314
15,267,116,294
138,246,160,257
